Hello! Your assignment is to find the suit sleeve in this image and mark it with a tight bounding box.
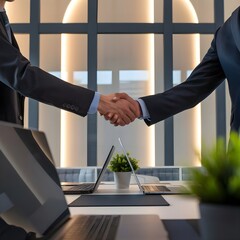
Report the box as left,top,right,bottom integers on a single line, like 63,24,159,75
0,34,95,117
140,32,226,126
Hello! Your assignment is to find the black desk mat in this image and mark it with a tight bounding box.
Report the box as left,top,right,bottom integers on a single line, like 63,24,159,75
69,194,169,207
163,219,200,240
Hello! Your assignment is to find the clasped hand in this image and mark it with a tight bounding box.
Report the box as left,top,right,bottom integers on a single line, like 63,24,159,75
97,93,141,126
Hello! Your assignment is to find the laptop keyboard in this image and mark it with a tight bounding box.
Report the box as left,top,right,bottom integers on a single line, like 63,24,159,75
70,183,95,191
143,185,170,192
57,215,120,240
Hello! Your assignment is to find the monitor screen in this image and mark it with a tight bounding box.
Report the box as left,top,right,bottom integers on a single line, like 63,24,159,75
0,124,69,236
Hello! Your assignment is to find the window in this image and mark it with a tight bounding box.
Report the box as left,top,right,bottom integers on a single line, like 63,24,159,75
9,0,228,167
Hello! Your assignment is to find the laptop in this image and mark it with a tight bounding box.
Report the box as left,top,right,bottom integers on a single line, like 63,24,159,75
118,137,187,195
61,146,115,194
0,123,169,240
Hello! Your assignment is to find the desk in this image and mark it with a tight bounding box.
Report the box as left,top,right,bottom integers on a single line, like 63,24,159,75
65,183,200,220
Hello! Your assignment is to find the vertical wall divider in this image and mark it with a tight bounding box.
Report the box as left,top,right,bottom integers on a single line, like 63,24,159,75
28,0,40,129
87,0,98,166
214,0,226,140
163,0,174,165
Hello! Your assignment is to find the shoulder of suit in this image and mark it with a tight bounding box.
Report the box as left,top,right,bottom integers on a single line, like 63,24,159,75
230,6,240,20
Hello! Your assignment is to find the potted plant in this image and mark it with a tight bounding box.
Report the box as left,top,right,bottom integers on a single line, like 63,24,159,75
188,132,240,240
108,152,139,189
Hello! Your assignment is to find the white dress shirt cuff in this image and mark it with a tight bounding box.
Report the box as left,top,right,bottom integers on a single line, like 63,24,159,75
137,99,150,120
88,92,100,114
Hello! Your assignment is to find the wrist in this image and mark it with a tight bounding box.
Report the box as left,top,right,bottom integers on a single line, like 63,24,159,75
135,100,142,118
98,94,111,115
97,95,105,114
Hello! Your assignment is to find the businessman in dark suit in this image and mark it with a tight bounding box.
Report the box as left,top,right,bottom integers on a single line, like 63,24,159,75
111,6,240,133
0,0,139,128
0,0,140,238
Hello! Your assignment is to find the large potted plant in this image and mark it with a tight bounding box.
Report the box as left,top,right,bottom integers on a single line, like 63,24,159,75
108,152,139,189
188,132,240,240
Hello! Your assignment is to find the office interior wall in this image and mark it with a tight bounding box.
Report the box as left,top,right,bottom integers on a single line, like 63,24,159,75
39,35,61,167
199,35,217,147
5,0,240,167
224,1,240,20
60,33,88,167
172,1,201,166
5,0,30,23
40,0,73,23
154,35,165,166
187,0,214,23
96,34,157,167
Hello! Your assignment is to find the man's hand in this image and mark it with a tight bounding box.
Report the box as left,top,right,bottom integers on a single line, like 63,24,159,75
98,93,140,126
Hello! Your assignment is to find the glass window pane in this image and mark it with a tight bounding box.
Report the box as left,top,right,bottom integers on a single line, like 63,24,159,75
173,34,200,86
40,0,88,23
224,1,240,21
154,0,164,22
173,34,216,166
154,35,164,166
98,0,162,23
173,0,214,23
39,34,87,167
97,34,160,167
15,34,29,59
199,35,216,147
173,34,201,166
5,0,30,23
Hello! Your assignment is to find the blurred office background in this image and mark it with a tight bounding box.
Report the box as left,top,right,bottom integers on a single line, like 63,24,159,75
6,0,238,168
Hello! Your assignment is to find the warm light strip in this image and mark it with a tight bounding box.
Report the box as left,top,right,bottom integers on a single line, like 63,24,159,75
60,0,78,167
185,0,201,166
148,0,155,166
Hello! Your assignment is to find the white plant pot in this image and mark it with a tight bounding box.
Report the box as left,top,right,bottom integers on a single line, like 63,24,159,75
114,172,131,189
199,203,240,240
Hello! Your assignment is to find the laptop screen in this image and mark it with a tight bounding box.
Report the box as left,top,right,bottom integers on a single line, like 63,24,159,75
0,123,69,236
118,137,144,193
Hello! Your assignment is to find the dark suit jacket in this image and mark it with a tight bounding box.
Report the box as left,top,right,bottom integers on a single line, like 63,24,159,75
141,6,240,132
0,19,95,126
0,12,95,239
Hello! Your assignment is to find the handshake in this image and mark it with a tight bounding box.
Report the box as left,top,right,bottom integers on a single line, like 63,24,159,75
97,93,141,126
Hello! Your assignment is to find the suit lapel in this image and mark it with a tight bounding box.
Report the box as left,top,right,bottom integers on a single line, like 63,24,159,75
0,21,19,49
10,28,19,49
0,21,9,41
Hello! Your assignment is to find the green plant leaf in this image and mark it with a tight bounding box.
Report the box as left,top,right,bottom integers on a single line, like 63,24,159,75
108,152,140,172
188,131,240,205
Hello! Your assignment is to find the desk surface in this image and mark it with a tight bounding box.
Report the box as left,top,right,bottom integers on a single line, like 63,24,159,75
65,182,200,220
